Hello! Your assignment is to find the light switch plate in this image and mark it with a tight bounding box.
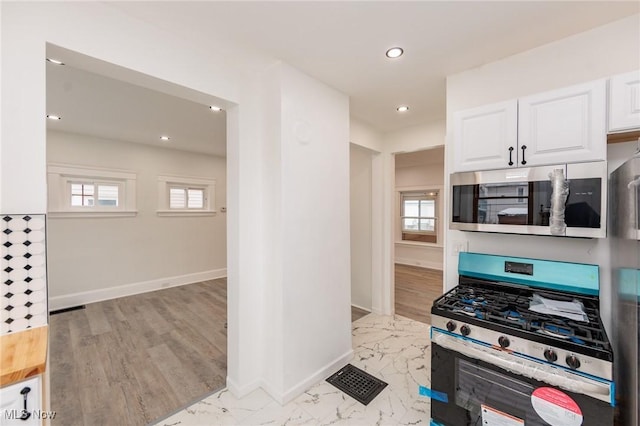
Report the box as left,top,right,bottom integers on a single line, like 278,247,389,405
451,240,468,256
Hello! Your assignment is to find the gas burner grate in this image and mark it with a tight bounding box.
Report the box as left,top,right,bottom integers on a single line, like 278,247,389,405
326,364,388,405
433,277,611,351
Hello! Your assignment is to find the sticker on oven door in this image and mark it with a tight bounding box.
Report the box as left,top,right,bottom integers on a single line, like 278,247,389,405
481,404,524,426
531,387,583,426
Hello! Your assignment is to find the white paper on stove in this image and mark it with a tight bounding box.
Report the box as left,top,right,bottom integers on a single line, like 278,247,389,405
529,294,588,322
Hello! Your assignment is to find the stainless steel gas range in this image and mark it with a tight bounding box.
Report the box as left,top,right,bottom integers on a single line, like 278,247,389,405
430,252,614,426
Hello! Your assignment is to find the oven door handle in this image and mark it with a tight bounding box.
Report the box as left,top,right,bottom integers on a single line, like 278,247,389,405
433,332,611,403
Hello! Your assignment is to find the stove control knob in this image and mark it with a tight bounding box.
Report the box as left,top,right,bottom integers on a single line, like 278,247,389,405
446,321,457,332
566,355,581,370
460,325,471,337
543,349,558,363
498,336,510,348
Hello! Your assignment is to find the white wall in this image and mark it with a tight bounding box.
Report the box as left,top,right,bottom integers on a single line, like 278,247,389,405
0,1,262,398
350,144,373,311
259,63,352,403
395,163,444,188
350,117,384,152
395,150,445,270
445,14,640,335
46,131,227,308
349,118,386,314
279,63,352,400
1,2,352,404
384,121,446,154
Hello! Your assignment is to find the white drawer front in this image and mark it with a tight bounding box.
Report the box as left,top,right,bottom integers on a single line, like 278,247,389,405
0,376,42,426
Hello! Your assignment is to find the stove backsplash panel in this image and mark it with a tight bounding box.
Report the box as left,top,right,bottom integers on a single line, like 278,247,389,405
1,214,48,335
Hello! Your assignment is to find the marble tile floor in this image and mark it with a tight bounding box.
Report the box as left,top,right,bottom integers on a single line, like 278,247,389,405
155,313,432,426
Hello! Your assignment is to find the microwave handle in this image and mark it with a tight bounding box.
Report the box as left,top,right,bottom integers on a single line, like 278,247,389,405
432,332,611,402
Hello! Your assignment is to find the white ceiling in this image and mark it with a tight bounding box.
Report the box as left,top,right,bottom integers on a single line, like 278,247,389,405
46,62,227,156
47,2,639,155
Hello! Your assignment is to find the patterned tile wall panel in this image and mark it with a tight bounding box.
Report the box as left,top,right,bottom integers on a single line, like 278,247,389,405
1,215,47,335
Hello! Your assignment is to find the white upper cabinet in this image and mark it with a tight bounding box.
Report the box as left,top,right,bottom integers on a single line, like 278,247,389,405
452,79,607,172
453,100,518,172
608,70,640,133
518,79,607,167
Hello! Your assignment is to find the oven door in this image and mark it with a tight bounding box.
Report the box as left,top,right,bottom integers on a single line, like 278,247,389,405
450,161,607,238
431,331,614,426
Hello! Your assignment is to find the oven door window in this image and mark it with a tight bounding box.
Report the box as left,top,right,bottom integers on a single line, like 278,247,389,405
456,358,563,426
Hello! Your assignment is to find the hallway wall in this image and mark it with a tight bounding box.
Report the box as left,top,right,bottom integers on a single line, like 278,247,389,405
350,143,373,310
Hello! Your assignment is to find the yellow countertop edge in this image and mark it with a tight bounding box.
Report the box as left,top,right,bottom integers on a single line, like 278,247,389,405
0,325,48,387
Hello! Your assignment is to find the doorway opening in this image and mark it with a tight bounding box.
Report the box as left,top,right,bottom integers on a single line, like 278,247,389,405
45,44,230,424
350,144,375,322
393,146,445,324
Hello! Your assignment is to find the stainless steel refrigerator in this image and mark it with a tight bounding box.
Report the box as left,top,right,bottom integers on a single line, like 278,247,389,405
610,151,640,426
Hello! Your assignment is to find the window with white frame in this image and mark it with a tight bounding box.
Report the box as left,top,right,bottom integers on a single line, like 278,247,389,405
47,164,137,217
169,186,205,209
157,175,216,216
70,181,121,207
401,191,438,243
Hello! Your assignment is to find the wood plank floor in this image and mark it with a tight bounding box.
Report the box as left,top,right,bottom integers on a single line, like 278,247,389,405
395,263,443,324
351,306,370,322
49,279,400,424
49,278,227,426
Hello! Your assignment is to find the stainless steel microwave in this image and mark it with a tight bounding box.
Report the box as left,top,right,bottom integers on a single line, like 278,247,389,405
450,161,607,238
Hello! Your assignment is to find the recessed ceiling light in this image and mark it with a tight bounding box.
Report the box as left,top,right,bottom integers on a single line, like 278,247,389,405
46,114,61,120
160,136,170,141
396,106,409,112
385,47,404,59
209,105,222,112
46,58,65,65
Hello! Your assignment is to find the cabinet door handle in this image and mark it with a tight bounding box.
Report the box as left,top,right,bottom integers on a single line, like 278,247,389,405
520,145,527,165
508,146,514,166
20,386,31,421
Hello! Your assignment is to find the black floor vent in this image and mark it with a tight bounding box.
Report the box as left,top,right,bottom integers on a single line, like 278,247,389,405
50,305,86,315
326,364,388,405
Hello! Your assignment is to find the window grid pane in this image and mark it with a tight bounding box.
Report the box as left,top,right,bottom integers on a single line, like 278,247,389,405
70,183,95,206
187,189,204,209
419,219,435,231
403,218,419,231
97,185,119,207
169,188,186,209
421,200,435,217
404,200,420,217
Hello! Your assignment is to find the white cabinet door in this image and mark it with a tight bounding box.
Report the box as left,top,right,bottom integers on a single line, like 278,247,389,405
0,376,42,425
518,79,607,167
453,100,518,172
608,70,640,133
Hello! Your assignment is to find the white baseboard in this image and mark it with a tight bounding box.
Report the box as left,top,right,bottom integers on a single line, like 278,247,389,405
240,349,355,405
258,379,282,404
350,303,372,313
226,348,354,405
395,257,443,271
226,376,262,399
278,349,354,405
49,268,227,311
